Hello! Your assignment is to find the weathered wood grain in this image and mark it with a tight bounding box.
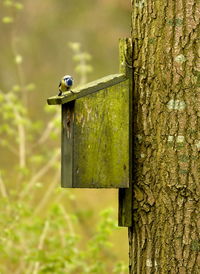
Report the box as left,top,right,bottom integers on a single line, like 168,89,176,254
61,102,74,188
118,38,133,227
47,74,126,105
73,80,129,188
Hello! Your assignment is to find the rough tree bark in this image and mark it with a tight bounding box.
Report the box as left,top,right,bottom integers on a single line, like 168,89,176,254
129,0,200,273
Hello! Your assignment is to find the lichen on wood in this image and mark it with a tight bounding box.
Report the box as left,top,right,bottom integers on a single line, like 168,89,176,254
60,76,130,188
47,74,126,105
72,80,130,188
130,0,200,273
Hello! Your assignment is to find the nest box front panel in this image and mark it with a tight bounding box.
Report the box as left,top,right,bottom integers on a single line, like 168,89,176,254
61,79,129,188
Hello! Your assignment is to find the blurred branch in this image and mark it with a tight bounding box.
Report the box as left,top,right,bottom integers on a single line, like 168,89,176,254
69,42,92,85
10,28,28,106
59,204,75,236
0,171,8,198
79,50,87,85
32,220,50,274
33,111,60,148
20,149,60,198
59,228,65,248
55,191,93,238
1,91,26,168
12,106,26,168
15,237,29,274
4,9,28,167
34,170,60,215
0,139,18,155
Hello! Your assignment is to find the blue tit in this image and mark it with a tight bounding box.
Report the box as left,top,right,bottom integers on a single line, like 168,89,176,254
58,75,74,96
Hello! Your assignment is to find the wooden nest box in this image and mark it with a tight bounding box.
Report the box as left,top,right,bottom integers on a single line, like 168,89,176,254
47,74,130,189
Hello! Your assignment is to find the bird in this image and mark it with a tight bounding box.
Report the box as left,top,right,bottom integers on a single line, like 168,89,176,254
58,75,74,96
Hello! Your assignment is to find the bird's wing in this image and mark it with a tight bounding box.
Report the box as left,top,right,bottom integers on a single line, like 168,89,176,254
58,81,61,87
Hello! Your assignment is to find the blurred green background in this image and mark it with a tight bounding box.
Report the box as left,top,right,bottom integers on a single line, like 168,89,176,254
0,0,131,273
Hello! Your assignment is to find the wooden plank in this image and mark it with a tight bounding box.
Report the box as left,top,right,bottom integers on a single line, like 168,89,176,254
118,188,132,227
118,38,133,227
73,80,129,188
61,102,74,188
47,74,126,105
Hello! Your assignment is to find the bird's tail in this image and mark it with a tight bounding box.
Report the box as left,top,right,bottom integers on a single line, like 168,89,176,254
58,89,62,96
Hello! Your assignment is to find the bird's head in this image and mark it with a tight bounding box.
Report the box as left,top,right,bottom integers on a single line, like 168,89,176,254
63,75,74,87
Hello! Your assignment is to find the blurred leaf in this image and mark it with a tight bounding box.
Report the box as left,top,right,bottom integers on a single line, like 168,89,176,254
49,131,58,140
12,85,21,92
0,8,127,270
3,0,13,7
73,53,92,62
75,64,93,73
68,193,75,200
15,54,23,64
14,2,24,10
0,139,9,147
6,92,16,101
113,261,128,273
2,110,15,120
82,52,92,61
25,83,36,91
31,120,43,132
68,42,81,51
0,93,4,102
2,16,13,24
44,103,58,113
30,155,45,165
35,182,43,188
52,116,61,127
16,166,30,176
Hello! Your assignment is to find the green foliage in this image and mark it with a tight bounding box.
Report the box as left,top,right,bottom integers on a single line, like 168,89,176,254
2,16,13,23
69,42,93,86
2,0,24,24
0,197,127,273
0,2,128,273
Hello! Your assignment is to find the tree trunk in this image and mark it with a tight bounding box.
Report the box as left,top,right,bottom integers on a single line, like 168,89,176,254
129,1,200,273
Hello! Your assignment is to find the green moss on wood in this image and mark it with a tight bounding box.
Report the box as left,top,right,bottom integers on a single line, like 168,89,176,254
73,80,130,188
47,74,127,105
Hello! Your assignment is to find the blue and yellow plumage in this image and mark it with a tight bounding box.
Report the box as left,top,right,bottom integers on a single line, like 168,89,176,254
58,75,74,96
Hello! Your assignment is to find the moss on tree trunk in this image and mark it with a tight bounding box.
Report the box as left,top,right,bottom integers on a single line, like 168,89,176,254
129,0,200,273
